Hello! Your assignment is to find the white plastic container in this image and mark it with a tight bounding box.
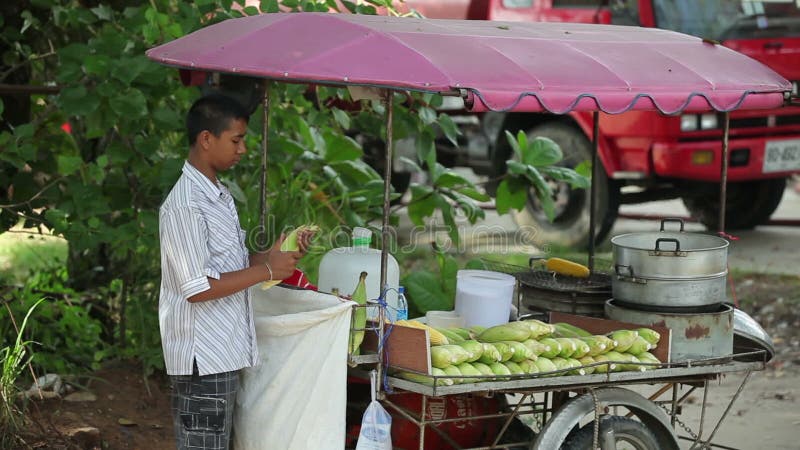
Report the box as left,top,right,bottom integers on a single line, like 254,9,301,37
317,227,400,321
426,311,465,329
454,270,516,328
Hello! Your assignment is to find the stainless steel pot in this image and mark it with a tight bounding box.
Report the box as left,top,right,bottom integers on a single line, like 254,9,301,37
611,218,729,310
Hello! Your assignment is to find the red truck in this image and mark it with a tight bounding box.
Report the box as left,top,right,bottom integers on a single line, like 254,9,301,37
395,0,800,246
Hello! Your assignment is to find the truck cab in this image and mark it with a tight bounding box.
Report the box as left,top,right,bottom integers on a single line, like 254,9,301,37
401,0,800,246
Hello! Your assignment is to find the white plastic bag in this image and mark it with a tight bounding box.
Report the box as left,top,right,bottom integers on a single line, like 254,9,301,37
234,286,355,450
355,371,392,450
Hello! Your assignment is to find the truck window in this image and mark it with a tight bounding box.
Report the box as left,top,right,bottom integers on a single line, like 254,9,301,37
653,0,800,40
502,0,533,7
551,0,640,26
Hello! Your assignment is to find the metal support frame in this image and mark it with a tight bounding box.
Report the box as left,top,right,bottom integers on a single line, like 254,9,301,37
259,85,271,250
588,111,600,273
719,112,731,234
375,89,395,400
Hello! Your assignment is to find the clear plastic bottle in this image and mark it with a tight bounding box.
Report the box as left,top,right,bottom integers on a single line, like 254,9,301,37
396,286,408,322
317,227,399,320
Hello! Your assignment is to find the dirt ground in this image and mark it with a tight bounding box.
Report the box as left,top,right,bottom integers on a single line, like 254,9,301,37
16,272,800,450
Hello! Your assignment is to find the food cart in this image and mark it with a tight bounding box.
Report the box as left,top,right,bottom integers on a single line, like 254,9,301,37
146,11,791,450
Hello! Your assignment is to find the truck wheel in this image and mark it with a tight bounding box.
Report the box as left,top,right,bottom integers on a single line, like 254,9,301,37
562,416,660,450
682,178,786,230
509,122,620,248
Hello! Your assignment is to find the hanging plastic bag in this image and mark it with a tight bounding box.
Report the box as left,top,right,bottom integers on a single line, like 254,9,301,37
355,371,392,450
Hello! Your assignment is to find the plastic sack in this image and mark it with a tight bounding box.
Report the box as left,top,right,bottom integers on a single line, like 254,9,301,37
355,371,392,450
234,285,355,450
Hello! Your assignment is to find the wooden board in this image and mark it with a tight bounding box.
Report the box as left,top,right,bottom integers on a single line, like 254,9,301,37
361,322,432,374
550,312,672,363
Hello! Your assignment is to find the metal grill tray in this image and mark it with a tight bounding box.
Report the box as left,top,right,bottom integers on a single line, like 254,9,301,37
516,270,612,294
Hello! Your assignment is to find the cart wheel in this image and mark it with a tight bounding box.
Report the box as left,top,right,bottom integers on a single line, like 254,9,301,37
562,416,660,450
530,387,679,450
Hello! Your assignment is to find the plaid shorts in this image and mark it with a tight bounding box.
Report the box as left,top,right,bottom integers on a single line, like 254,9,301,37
170,363,240,450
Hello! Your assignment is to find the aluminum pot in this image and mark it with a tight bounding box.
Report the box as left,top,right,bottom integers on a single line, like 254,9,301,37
611,218,729,309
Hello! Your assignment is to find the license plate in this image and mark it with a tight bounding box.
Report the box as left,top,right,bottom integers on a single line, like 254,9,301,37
763,139,800,173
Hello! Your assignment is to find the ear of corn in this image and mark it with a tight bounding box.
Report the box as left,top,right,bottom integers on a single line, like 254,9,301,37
546,257,590,278
260,224,320,290
637,328,661,346
478,323,531,343
396,320,449,346
348,272,368,356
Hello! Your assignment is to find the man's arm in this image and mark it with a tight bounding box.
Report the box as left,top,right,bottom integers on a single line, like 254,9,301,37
189,236,303,303
187,265,271,303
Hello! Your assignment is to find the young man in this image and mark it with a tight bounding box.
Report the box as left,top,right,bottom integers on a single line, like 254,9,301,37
159,94,305,450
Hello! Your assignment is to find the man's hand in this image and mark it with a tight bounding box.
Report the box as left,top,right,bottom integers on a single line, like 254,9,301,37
264,234,302,281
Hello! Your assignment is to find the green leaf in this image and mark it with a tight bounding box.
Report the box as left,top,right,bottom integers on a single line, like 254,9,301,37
523,136,563,167
435,249,458,302
505,160,528,176
260,0,280,12
433,169,470,188
331,108,351,129
524,167,556,222
407,184,435,227
341,0,357,13
397,156,422,173
575,160,592,178
90,5,114,21
243,6,260,15
111,56,149,84
59,86,101,116
273,137,305,156
437,113,460,147
495,178,528,214
57,155,83,176
504,130,522,158
322,132,362,162
109,89,148,118
539,166,590,189
14,123,35,139
436,195,460,246
456,187,490,202
416,131,434,164
402,271,453,316
418,106,437,125
0,99,4,116
83,54,111,76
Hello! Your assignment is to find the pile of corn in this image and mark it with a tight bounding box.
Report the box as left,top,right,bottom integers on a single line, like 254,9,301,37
394,319,662,386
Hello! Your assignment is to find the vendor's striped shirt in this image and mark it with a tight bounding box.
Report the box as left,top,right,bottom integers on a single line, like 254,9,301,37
158,162,259,376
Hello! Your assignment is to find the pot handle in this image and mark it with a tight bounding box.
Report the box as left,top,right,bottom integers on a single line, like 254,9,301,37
654,238,681,252
615,264,634,277
659,217,685,232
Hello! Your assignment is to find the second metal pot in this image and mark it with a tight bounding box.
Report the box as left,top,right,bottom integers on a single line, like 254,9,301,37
611,218,729,279
611,218,729,309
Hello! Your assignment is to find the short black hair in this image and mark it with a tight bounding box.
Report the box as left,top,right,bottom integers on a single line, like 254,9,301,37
186,94,250,146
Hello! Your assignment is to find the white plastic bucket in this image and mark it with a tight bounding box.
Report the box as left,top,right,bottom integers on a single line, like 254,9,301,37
454,270,516,328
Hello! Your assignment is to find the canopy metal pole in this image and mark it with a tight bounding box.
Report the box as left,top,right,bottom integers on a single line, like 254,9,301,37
259,84,271,250
719,112,730,234
377,89,394,396
588,111,600,273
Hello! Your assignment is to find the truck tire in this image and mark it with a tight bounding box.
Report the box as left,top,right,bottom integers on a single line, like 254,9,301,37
509,122,620,248
562,416,660,450
682,178,786,230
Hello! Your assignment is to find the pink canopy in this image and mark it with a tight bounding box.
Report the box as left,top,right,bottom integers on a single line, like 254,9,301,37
146,12,791,114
